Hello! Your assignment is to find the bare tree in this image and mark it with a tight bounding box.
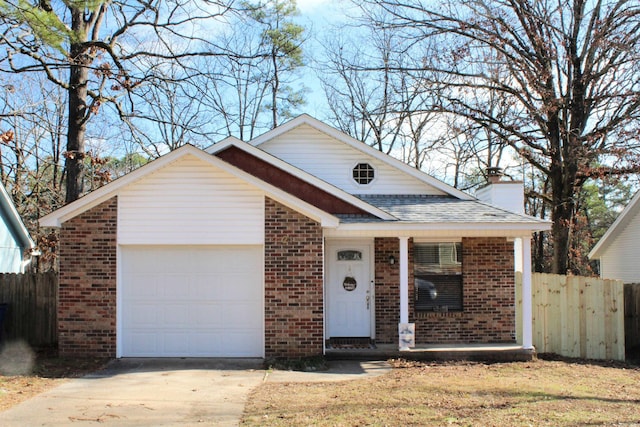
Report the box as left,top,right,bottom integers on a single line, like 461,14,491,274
319,13,474,171
117,62,213,157
0,73,68,269
318,23,410,154
188,0,306,140
195,14,273,141
0,0,237,202
244,0,306,129
357,0,640,273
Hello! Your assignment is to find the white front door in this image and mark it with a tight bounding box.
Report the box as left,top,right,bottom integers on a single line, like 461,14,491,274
326,241,373,338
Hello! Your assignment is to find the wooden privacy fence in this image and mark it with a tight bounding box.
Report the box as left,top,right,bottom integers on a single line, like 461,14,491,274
625,283,640,354
517,273,625,361
0,271,58,347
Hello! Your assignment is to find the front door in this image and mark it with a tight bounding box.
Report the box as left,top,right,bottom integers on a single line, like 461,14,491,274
326,241,373,338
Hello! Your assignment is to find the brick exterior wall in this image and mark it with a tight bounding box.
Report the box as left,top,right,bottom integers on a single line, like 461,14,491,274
55,192,513,356
58,197,117,357
375,237,515,344
374,238,401,342
264,197,324,358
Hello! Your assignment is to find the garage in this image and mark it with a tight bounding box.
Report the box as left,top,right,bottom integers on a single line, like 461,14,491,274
120,245,264,357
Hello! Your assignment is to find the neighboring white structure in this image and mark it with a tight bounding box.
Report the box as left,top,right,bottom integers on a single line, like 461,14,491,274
0,182,36,273
589,190,640,283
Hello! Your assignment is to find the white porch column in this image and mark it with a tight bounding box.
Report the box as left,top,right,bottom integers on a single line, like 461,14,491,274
521,235,534,350
399,236,409,324
398,236,413,350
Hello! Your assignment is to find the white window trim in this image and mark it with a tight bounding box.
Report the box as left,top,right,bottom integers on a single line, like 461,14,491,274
351,162,376,186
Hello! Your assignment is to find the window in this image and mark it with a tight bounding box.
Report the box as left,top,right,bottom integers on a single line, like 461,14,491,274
352,163,375,185
414,242,462,311
337,250,362,261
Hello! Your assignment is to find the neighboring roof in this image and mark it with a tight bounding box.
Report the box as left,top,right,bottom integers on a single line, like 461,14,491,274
0,181,35,250
343,195,550,231
206,136,396,220
40,145,339,228
237,114,474,201
589,190,640,259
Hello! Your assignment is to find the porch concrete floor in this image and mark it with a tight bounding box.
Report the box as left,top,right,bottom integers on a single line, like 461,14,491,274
325,343,535,362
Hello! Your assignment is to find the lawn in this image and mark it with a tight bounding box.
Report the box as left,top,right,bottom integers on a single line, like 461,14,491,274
242,357,640,426
0,341,109,412
2,342,639,426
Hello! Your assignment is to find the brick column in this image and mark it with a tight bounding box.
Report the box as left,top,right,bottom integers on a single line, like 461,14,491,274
374,237,401,343
58,197,117,357
264,197,324,358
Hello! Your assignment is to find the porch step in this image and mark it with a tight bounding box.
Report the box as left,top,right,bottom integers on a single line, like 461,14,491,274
325,343,536,362
326,337,376,350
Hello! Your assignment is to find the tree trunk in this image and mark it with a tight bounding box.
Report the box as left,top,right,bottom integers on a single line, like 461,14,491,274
65,57,88,203
533,231,545,272
549,160,578,275
550,197,572,274
271,47,278,129
65,12,90,203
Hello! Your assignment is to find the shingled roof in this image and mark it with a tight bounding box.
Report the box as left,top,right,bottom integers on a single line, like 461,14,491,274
349,195,546,225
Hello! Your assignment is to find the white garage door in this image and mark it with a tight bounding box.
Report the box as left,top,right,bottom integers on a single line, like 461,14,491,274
120,246,263,357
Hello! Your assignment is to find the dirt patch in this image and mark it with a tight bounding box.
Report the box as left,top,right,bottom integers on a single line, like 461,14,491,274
243,357,640,426
0,342,110,412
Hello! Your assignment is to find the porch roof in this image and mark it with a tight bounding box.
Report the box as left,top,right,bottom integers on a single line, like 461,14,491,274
330,195,551,236
356,195,546,224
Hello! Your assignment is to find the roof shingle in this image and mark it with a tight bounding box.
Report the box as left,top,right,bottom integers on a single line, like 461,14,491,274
350,195,544,224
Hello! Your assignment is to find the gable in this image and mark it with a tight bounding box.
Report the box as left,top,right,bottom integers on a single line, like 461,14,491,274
599,214,640,282
118,154,264,245
596,219,639,262
0,183,34,250
0,183,34,272
590,191,640,260
590,192,640,281
0,217,23,272
41,145,339,231
216,146,369,215
0,206,22,250
257,123,449,196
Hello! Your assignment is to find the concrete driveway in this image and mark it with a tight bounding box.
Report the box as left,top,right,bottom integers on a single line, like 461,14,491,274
0,358,390,426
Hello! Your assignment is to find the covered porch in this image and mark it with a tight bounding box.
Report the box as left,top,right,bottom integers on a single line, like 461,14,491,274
323,232,537,353
321,186,550,359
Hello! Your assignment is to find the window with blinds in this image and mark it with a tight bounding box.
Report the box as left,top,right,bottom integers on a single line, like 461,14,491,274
414,242,462,311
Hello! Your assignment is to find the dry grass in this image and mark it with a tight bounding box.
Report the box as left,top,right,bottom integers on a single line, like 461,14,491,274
2,342,639,426
242,357,640,426
0,341,109,412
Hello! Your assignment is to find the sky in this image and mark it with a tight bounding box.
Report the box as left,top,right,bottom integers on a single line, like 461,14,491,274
296,0,341,15
289,0,353,119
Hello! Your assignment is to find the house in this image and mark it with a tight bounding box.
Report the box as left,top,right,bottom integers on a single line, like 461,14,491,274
589,190,640,283
40,115,550,359
0,181,36,273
